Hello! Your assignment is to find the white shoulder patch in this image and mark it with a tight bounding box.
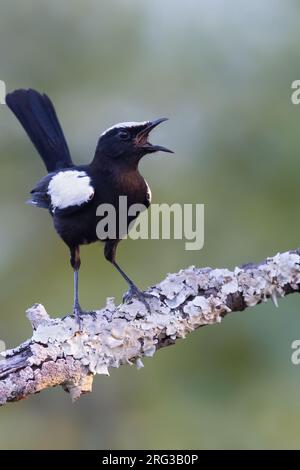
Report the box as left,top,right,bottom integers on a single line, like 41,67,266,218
48,170,94,210
145,179,152,204
101,121,149,136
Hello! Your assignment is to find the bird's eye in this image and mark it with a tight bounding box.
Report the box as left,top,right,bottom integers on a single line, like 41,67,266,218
118,130,130,140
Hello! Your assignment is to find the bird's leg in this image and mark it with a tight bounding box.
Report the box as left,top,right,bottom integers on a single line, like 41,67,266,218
104,240,152,313
73,269,82,321
70,246,85,327
112,260,152,313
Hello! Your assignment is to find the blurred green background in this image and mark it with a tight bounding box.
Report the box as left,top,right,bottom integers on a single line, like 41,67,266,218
1,0,300,450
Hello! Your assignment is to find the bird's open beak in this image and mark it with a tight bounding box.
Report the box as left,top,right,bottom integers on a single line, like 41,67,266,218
135,118,174,154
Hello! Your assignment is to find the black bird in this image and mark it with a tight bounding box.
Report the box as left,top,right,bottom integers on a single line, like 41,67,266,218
6,89,172,324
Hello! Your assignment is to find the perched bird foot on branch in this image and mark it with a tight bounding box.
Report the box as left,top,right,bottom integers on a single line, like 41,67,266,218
73,304,88,330
123,285,153,313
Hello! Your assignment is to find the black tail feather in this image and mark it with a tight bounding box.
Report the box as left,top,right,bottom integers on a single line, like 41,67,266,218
6,89,73,172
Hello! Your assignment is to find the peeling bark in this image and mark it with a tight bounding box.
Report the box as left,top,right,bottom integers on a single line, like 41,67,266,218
1,248,300,406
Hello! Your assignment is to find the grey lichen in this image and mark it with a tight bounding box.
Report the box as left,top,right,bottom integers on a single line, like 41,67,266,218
0,248,300,406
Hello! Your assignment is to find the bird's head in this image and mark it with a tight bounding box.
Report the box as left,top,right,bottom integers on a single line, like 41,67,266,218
95,118,173,166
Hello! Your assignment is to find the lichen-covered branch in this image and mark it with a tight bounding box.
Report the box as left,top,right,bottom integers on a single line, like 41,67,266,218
1,248,300,406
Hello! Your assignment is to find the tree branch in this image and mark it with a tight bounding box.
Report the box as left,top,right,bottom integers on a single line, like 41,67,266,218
1,248,300,406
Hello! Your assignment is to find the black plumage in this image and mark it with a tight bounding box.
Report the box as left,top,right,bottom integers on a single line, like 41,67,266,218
6,89,73,172
6,89,172,325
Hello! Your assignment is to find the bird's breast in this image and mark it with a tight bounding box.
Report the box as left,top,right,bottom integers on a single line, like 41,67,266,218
106,170,151,208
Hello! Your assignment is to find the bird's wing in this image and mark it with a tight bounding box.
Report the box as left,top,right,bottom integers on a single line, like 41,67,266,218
27,173,53,209
28,169,95,215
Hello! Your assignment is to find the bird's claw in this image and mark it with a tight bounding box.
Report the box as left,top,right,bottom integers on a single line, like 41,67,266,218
73,304,88,331
123,286,152,313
